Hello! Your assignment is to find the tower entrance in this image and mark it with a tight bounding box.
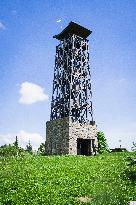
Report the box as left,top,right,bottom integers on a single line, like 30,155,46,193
77,139,91,155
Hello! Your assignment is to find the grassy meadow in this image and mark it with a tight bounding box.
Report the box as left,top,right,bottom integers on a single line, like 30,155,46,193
0,152,136,205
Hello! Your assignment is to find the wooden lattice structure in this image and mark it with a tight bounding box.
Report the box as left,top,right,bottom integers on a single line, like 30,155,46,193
50,22,94,124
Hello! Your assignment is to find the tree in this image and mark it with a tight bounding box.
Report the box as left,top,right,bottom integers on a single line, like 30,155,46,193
131,142,136,152
97,131,109,154
0,144,25,157
26,141,33,154
13,136,18,148
38,142,46,155
0,144,8,148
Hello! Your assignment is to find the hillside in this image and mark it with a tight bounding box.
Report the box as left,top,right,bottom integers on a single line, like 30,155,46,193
0,152,136,205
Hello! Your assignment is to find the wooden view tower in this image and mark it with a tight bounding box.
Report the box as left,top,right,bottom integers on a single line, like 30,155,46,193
46,22,98,155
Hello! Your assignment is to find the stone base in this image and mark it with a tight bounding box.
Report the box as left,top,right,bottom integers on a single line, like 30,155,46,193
46,117,98,155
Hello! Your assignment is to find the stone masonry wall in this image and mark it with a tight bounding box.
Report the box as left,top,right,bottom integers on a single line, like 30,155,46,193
46,117,69,155
69,120,98,155
46,117,98,155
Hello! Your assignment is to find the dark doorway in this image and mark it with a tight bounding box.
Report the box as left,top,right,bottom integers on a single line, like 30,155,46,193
77,138,91,156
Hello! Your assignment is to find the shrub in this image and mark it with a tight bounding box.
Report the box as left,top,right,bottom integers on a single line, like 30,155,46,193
97,131,109,154
38,143,46,155
0,144,26,157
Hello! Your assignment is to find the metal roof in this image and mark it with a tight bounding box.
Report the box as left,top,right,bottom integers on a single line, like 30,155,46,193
53,21,92,40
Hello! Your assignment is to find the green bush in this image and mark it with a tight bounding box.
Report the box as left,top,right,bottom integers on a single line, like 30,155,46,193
26,141,33,154
131,142,136,152
38,143,46,155
0,144,27,157
97,131,109,154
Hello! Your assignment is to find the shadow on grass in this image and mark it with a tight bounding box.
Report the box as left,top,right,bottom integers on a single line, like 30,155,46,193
124,169,136,184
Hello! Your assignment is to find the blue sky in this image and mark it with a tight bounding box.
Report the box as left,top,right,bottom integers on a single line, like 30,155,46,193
0,0,136,150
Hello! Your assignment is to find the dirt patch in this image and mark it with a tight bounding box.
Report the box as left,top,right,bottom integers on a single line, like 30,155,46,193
77,196,92,203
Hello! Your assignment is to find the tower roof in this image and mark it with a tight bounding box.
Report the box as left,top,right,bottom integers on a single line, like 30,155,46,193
53,21,92,40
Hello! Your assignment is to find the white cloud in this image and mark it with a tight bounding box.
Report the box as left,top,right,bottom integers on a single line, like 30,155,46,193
19,82,48,105
0,130,44,150
0,21,5,30
0,133,13,145
19,130,44,150
56,19,61,23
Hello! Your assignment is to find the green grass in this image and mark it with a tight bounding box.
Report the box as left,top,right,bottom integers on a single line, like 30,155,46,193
0,152,136,205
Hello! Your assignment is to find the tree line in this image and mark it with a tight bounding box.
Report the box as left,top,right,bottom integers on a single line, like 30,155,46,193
0,132,135,157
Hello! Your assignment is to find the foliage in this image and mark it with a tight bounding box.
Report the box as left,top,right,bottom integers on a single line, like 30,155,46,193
0,144,26,157
13,136,18,148
97,131,109,154
0,144,9,148
0,152,136,205
131,142,136,152
125,156,136,184
38,142,46,155
26,141,33,154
